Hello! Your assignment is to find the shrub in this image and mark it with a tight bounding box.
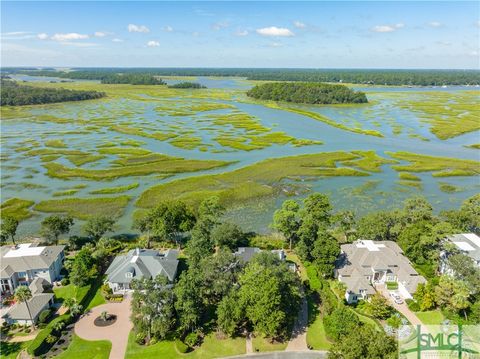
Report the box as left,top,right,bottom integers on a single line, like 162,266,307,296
386,314,402,329
406,299,420,312
175,339,189,353
27,314,71,356
60,278,69,286
45,334,58,345
386,281,398,290
148,337,158,346
184,331,200,348
135,332,146,345
39,309,51,324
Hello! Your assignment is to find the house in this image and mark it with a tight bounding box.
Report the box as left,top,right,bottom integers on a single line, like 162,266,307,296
233,247,296,271
2,278,54,325
233,247,286,262
440,233,480,274
335,240,426,304
0,243,65,295
105,248,179,293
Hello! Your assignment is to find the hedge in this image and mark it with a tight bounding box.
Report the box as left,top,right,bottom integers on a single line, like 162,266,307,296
27,314,71,356
175,339,189,353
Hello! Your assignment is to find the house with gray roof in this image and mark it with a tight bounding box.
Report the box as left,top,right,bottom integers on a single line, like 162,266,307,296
0,243,64,295
335,240,426,304
2,278,54,325
105,248,179,293
440,233,480,274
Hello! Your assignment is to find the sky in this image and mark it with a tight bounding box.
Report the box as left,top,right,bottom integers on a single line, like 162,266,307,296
1,1,479,69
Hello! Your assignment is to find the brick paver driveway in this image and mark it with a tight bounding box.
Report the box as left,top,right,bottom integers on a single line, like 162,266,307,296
74,295,132,359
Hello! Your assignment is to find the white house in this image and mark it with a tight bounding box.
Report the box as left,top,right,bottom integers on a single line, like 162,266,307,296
335,240,426,304
440,233,480,274
0,243,65,295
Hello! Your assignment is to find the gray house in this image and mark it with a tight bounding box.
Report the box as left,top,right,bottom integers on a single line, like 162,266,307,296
2,278,54,325
105,248,179,293
0,243,65,295
335,240,426,304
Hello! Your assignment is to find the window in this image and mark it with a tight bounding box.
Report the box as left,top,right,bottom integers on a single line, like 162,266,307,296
125,272,133,278
17,272,27,279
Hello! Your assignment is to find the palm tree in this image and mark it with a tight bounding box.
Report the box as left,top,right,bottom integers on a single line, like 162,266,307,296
14,286,35,329
100,311,110,321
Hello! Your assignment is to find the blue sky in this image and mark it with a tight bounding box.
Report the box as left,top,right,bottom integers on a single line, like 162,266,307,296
1,1,479,68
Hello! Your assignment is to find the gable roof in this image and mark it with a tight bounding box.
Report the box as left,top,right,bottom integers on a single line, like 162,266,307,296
2,293,54,321
106,248,179,283
0,243,64,277
29,277,50,295
337,240,425,294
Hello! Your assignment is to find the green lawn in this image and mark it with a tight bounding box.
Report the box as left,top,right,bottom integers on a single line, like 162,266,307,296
0,340,31,359
252,336,287,352
306,297,331,350
54,283,90,303
125,331,246,359
53,279,105,310
415,310,445,325
55,335,111,359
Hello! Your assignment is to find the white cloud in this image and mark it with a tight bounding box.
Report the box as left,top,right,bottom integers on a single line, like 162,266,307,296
37,33,48,40
212,21,229,30
0,32,36,40
94,31,107,37
235,29,248,36
59,41,98,47
436,41,452,46
371,23,404,33
4,31,32,36
269,42,283,48
147,40,160,47
128,24,150,33
112,38,123,42
163,25,174,32
293,21,306,29
256,26,294,37
51,33,89,41
428,21,442,28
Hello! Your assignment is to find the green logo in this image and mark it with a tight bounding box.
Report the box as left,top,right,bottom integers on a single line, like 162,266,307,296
399,324,480,358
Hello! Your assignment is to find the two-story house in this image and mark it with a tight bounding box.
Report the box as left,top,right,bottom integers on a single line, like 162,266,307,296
0,243,65,294
335,240,426,304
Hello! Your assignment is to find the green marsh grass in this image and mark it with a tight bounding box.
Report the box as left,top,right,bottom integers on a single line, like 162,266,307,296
1,198,35,221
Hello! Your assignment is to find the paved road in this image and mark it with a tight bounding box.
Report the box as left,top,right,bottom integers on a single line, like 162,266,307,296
223,351,327,359
74,295,132,359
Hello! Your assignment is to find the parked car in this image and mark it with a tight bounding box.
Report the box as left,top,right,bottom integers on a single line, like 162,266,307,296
390,292,403,304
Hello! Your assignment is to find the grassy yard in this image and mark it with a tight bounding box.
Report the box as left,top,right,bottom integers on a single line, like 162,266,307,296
252,336,287,352
0,340,31,359
306,297,331,350
286,253,308,282
415,310,445,325
55,335,111,359
54,283,90,303
125,332,246,359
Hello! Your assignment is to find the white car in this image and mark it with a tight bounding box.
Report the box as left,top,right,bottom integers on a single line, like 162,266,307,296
390,292,403,304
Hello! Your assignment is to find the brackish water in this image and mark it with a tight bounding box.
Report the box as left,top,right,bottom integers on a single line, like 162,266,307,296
1,76,479,236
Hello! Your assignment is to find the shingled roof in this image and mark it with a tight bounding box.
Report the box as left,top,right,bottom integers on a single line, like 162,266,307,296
0,243,64,278
106,248,179,284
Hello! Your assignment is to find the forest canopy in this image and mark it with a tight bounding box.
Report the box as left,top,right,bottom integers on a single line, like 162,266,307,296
246,82,368,104
7,68,480,86
0,80,105,106
168,82,206,89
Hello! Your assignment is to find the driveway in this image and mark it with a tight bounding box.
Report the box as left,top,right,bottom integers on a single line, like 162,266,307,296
375,284,424,328
223,351,327,359
74,295,132,359
285,288,308,351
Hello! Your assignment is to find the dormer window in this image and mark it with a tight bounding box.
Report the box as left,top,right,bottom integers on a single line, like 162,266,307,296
126,272,133,278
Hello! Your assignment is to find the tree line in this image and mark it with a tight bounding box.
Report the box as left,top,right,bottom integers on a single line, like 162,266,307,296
0,80,105,106
168,82,206,89
8,67,480,85
247,82,368,104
